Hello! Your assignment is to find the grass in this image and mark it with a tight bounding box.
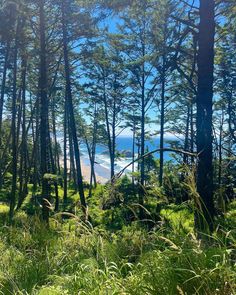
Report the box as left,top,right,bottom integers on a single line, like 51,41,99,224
160,203,194,233
0,199,235,295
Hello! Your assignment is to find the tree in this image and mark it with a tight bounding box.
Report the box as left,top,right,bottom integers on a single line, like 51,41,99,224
118,0,158,218
195,0,215,233
61,0,87,215
81,37,126,180
0,1,17,189
39,0,51,222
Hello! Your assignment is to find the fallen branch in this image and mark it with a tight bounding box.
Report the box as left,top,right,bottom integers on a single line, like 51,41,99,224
113,148,198,180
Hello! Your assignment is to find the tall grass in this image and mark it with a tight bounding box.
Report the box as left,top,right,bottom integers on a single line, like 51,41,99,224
0,204,235,295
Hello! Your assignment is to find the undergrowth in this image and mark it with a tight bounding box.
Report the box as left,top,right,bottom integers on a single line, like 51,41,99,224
0,202,235,295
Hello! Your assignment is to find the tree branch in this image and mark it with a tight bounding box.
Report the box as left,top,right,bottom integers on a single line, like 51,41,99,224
113,148,198,180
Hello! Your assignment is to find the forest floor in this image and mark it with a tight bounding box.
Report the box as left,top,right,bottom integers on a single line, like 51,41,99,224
0,187,235,295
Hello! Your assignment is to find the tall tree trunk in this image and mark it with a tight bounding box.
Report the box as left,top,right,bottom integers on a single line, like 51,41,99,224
178,105,191,204
103,77,113,179
218,110,224,187
132,118,136,189
86,108,97,198
62,0,87,215
39,0,50,223
111,94,116,180
52,96,61,175
183,106,190,165
18,56,28,207
48,132,59,211
0,41,10,189
190,104,195,165
63,95,68,204
91,106,97,188
195,0,215,233
139,60,145,220
68,125,76,186
85,137,96,197
159,57,166,187
9,20,20,221
33,95,41,194
50,97,60,211
0,41,10,147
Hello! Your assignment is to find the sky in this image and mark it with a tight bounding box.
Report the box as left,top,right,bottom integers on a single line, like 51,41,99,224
81,0,201,139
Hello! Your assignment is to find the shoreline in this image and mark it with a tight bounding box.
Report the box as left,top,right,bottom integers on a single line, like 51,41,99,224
60,157,110,185
81,160,109,184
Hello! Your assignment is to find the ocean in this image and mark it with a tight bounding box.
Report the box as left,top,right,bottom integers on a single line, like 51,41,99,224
79,136,178,176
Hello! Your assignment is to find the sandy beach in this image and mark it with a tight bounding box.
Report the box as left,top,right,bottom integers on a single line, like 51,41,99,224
81,161,109,184
60,157,110,185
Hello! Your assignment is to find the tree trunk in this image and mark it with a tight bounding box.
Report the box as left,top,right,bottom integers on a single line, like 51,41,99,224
195,0,215,233
62,0,87,215
218,110,224,187
91,107,97,188
18,56,28,207
190,104,195,165
39,0,50,223
102,77,113,179
63,95,68,204
68,125,77,187
52,96,61,175
159,57,166,187
132,119,136,190
9,20,20,221
0,41,10,188
183,105,190,165
139,61,145,220
111,93,116,180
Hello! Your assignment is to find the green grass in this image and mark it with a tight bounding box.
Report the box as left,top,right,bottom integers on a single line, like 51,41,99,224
0,205,235,295
0,182,235,295
160,204,194,233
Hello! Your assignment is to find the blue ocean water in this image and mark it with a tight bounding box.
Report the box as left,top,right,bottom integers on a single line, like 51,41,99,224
79,136,179,175
58,133,179,179
95,136,176,161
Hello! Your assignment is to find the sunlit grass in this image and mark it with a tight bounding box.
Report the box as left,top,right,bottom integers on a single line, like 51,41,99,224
160,205,194,233
0,182,235,294
0,204,235,295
